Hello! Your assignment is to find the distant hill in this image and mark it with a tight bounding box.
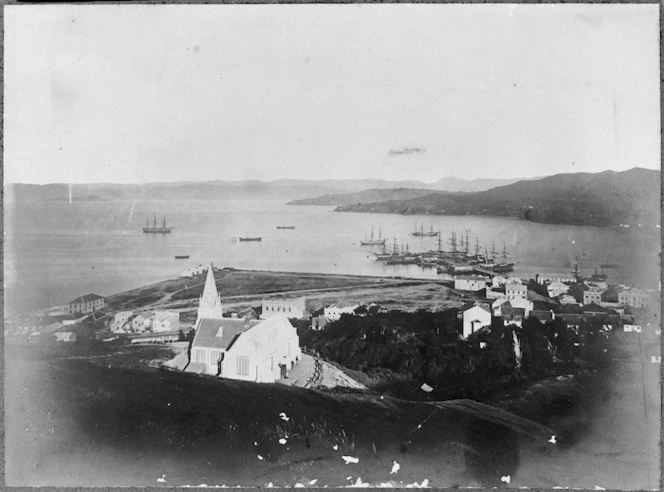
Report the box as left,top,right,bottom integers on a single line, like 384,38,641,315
287,188,438,206
5,176,523,203
335,168,660,227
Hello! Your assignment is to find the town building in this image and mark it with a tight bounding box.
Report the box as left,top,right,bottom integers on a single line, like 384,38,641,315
262,296,306,319
547,281,569,298
132,313,152,332
559,294,578,305
505,282,527,301
502,306,526,327
67,293,106,314
529,308,556,323
310,315,332,331
485,286,507,300
54,332,76,342
112,311,133,332
454,275,488,292
583,287,606,305
324,302,360,321
618,287,650,309
623,324,642,333
492,298,533,317
185,265,302,383
491,276,509,288
461,301,492,339
151,311,180,333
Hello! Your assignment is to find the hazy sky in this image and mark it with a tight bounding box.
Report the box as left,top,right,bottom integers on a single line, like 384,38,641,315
4,4,660,184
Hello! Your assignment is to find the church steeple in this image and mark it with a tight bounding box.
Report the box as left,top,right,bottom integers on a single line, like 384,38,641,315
196,264,223,326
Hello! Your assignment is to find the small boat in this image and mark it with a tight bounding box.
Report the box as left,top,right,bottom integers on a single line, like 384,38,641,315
277,226,296,229
175,255,190,260
239,237,262,242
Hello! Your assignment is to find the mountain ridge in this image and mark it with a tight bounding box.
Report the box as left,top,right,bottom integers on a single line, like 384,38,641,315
332,168,660,227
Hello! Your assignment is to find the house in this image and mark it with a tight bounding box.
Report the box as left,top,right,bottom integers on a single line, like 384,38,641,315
623,324,642,333
502,306,526,327
130,332,180,344
262,296,306,319
547,281,569,298
559,294,578,305
461,301,492,339
54,331,76,342
311,315,332,331
505,283,527,301
583,287,606,305
185,265,302,383
567,283,590,303
485,285,507,300
491,276,509,288
324,302,360,321
530,309,556,323
236,307,260,321
67,293,106,314
618,287,650,309
132,313,152,332
112,311,133,332
151,311,180,333
492,298,533,317
454,275,488,292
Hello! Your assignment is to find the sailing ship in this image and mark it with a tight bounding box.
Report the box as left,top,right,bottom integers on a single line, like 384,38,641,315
359,226,386,246
143,215,173,234
411,223,439,237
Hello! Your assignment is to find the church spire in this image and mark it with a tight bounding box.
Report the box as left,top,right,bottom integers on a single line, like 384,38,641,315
196,264,223,325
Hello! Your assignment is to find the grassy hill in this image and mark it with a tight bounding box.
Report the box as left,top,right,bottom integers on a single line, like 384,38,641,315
334,168,660,227
6,342,557,487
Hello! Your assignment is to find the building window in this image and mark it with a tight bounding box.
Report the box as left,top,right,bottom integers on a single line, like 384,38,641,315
195,349,205,364
237,356,249,375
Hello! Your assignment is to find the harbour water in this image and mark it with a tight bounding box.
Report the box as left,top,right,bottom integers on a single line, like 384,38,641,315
4,198,660,316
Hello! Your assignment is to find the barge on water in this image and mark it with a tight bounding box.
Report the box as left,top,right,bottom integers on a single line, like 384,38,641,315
239,237,262,242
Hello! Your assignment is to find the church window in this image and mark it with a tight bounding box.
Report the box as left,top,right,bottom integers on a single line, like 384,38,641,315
237,356,249,375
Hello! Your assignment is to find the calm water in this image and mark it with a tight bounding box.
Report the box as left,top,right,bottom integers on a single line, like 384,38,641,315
4,198,660,316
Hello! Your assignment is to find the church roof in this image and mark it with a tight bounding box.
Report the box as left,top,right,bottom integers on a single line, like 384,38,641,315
192,317,248,350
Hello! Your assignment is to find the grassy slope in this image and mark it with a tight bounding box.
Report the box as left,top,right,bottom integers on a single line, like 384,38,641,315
6,342,556,488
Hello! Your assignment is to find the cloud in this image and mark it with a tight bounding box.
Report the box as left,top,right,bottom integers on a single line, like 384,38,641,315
388,147,426,156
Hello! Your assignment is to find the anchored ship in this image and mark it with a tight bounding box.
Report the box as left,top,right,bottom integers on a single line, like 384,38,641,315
411,223,439,237
360,226,386,246
143,215,173,234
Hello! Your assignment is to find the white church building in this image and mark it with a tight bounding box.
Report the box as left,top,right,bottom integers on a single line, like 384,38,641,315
185,265,302,383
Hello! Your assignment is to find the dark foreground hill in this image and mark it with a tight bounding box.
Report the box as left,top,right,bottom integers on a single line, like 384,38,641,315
334,168,660,227
6,343,558,488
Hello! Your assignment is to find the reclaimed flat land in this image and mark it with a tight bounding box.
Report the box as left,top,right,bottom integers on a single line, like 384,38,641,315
106,269,472,322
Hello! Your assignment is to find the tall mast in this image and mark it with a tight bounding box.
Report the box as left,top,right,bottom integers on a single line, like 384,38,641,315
153,215,157,229
475,237,480,256
163,215,166,229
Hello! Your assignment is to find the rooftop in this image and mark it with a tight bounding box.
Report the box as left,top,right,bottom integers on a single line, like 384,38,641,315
68,293,105,304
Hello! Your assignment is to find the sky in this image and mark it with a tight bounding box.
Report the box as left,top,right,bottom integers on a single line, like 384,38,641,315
4,4,660,184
